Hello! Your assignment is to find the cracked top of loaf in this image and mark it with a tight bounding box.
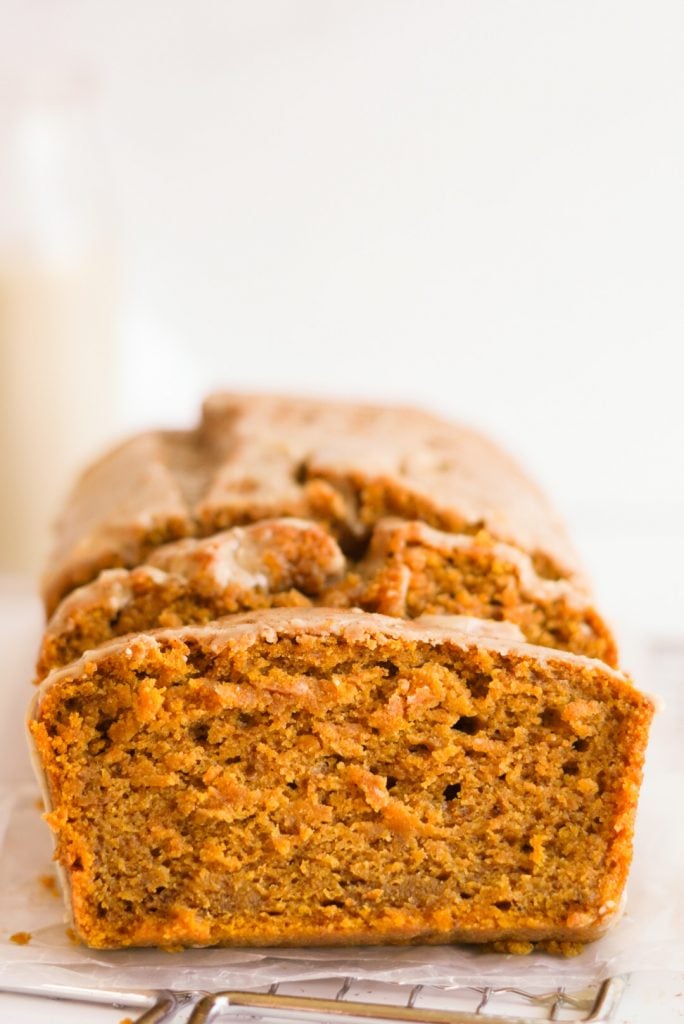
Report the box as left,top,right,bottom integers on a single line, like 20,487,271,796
42,393,584,614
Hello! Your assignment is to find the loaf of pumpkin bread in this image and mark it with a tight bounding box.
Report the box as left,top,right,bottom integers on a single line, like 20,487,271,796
29,394,648,953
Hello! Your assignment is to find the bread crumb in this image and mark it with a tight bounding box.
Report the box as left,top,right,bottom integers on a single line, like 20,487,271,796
491,939,534,955
490,937,584,957
39,873,59,896
10,931,32,945
65,926,79,945
541,939,584,957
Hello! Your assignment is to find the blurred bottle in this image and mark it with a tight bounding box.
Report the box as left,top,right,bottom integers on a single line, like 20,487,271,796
0,72,119,578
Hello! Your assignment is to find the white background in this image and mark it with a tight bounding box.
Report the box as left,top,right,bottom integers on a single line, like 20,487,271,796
3,0,684,633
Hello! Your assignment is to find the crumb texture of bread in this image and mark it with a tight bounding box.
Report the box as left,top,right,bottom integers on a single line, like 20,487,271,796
352,520,617,666
30,609,653,951
38,514,615,681
42,394,585,614
37,519,345,678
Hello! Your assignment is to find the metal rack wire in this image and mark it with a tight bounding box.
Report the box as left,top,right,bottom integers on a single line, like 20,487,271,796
1,974,627,1024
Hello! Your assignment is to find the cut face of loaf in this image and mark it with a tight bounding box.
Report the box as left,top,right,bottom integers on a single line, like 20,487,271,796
37,517,615,680
42,393,585,614
29,608,653,951
351,520,617,666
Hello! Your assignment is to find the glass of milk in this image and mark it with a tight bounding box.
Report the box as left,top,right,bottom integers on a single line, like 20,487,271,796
0,72,120,578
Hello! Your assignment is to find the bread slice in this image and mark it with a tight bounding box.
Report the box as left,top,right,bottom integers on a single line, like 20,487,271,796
42,394,584,614
36,519,345,678
29,608,652,951
349,519,617,666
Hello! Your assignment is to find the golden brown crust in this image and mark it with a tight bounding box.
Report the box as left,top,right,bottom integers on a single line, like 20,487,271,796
29,609,653,951
42,394,585,614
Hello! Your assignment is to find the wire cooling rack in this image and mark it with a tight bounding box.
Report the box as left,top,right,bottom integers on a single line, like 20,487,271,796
0,974,627,1023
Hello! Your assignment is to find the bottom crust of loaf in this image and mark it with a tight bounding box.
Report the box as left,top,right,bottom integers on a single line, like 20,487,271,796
29,609,652,951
